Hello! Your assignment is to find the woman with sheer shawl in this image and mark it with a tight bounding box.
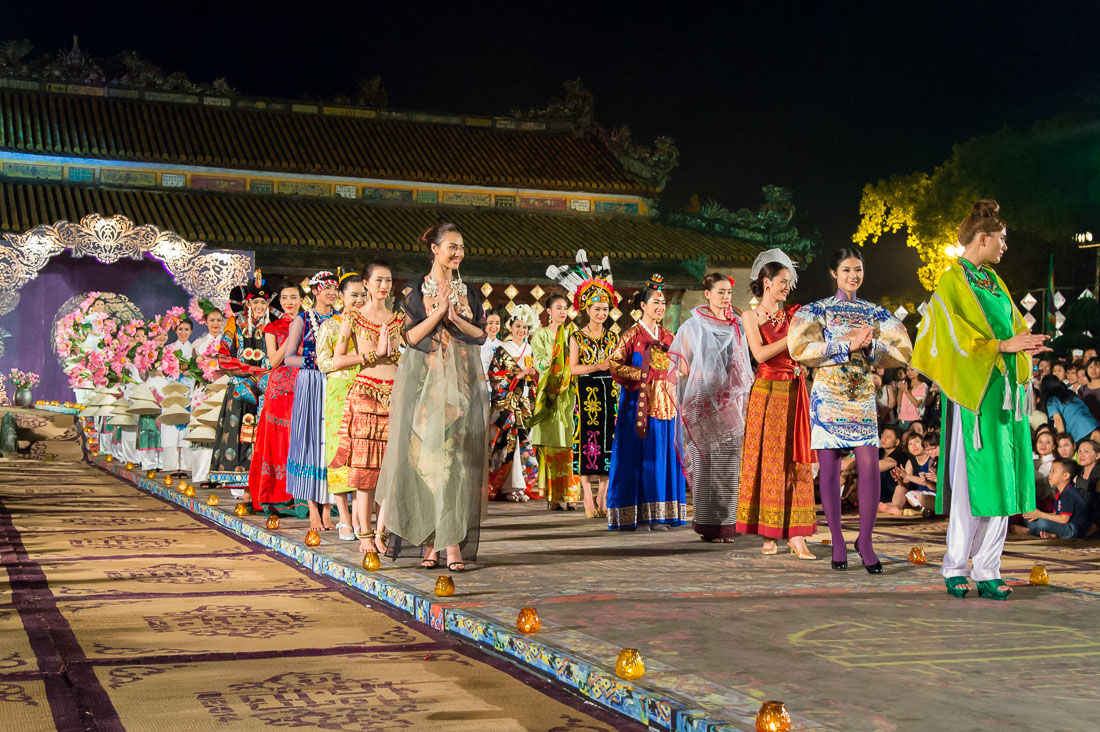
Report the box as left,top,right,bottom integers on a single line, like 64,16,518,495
669,274,753,542
375,223,489,572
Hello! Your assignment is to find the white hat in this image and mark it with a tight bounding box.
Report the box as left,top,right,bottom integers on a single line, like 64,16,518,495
161,382,190,396
196,409,220,427
128,399,161,416
157,404,191,426
109,413,138,427
160,394,190,409
187,425,217,442
84,393,111,406
130,384,157,403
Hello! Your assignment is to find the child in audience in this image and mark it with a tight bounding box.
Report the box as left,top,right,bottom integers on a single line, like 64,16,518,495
1055,432,1077,459
1023,458,1088,539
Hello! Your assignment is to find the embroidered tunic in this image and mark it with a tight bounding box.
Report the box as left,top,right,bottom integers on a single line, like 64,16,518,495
573,328,619,476
788,293,912,449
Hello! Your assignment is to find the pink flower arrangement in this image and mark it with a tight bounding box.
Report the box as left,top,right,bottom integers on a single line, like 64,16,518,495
158,347,181,379
8,368,40,390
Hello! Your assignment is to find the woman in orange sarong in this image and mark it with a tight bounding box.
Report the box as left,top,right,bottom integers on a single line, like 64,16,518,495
735,249,817,557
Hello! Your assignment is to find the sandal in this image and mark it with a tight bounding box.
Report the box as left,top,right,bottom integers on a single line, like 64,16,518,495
419,558,439,569
787,540,816,560
945,576,970,598
336,523,356,542
447,561,466,572
975,579,1012,600
762,541,779,556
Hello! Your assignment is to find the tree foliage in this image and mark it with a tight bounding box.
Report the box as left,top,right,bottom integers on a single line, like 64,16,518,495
853,114,1100,290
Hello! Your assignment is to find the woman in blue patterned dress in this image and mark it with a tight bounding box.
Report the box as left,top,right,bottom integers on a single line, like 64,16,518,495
284,271,339,532
788,249,912,573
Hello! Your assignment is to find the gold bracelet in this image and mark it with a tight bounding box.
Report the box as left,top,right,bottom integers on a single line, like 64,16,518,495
364,350,379,366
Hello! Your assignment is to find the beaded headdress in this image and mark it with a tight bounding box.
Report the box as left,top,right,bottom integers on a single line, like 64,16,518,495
545,249,617,311
309,270,338,292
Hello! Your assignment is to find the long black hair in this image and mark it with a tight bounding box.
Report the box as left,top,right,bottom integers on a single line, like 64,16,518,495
1038,374,1079,414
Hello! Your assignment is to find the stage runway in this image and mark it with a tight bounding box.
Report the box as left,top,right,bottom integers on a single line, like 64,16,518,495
15,457,1100,731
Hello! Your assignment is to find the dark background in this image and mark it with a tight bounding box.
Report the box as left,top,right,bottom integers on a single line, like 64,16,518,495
4,2,1100,301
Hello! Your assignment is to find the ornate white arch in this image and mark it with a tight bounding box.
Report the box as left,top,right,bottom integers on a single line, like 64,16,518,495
0,213,252,315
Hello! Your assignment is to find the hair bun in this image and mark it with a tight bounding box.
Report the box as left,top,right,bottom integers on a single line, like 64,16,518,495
972,199,1000,218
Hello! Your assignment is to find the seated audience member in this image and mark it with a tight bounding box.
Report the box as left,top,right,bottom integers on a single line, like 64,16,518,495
1033,355,1053,388
1023,458,1088,539
1052,360,1068,384
877,425,906,502
874,372,896,425
1039,375,1099,443
1055,432,1077,460
881,432,937,516
1078,357,1100,421
1034,429,1055,491
1074,439,1098,497
896,367,927,429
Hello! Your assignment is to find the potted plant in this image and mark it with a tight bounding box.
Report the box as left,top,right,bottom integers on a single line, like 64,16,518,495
8,369,41,408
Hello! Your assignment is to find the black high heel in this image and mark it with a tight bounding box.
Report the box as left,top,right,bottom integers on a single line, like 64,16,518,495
831,560,847,571
854,536,884,574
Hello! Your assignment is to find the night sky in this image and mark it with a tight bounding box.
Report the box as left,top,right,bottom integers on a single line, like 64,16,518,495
6,3,1100,300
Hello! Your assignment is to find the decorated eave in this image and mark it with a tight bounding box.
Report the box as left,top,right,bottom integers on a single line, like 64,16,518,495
0,180,760,287
0,40,675,198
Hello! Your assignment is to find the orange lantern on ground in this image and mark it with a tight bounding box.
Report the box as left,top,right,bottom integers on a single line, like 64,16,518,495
234,503,249,518
516,607,542,634
908,547,927,564
363,552,381,571
183,484,196,498
1030,565,1049,585
304,530,321,547
146,470,156,479
265,515,280,530
755,700,792,732
206,493,219,506
615,648,645,680
105,455,114,463
434,575,455,597
125,461,134,470
163,475,173,487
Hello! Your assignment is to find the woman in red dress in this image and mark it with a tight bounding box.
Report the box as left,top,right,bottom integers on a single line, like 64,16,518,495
735,250,817,557
250,282,307,517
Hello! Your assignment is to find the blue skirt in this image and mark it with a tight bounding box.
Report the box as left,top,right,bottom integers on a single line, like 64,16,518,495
286,368,328,503
607,389,687,529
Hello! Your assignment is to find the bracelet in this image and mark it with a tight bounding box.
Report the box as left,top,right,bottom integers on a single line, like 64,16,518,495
364,350,379,366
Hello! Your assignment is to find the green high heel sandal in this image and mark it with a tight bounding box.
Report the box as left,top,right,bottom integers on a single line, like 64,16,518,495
975,579,1012,600
945,577,970,598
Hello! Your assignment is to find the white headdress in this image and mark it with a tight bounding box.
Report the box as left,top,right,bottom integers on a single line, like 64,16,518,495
749,248,799,289
508,304,538,331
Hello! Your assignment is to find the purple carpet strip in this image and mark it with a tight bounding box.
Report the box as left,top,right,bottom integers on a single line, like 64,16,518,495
0,498,124,732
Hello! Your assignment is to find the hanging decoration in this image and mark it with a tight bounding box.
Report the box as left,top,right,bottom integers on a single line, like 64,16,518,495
0,213,252,315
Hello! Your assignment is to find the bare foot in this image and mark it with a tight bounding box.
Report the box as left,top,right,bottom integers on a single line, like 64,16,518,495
374,532,388,554
358,536,373,554
1039,531,1055,539
307,505,323,532
1008,524,1029,535
878,502,903,516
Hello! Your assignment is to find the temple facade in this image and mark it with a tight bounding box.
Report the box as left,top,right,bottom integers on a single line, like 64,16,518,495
0,41,777,329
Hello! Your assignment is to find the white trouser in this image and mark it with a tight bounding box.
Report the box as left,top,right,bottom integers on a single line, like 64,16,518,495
160,425,188,472
116,428,139,464
942,407,1008,581
189,447,213,483
99,426,114,456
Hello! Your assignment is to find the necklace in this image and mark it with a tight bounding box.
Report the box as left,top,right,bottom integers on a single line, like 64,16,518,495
961,259,1000,297
422,274,471,317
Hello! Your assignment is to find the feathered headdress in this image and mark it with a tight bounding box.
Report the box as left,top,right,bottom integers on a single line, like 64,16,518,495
545,249,617,311
750,248,799,289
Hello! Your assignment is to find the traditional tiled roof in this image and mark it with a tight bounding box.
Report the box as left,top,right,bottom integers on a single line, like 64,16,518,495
0,180,759,267
0,87,652,196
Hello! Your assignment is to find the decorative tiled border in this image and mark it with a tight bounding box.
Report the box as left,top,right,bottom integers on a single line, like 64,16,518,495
94,456,760,732
0,151,650,218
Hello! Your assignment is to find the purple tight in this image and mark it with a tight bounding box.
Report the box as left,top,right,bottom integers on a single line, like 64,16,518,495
817,446,879,565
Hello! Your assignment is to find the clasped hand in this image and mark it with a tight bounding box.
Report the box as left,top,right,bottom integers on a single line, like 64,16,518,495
998,332,1050,355
846,325,873,350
